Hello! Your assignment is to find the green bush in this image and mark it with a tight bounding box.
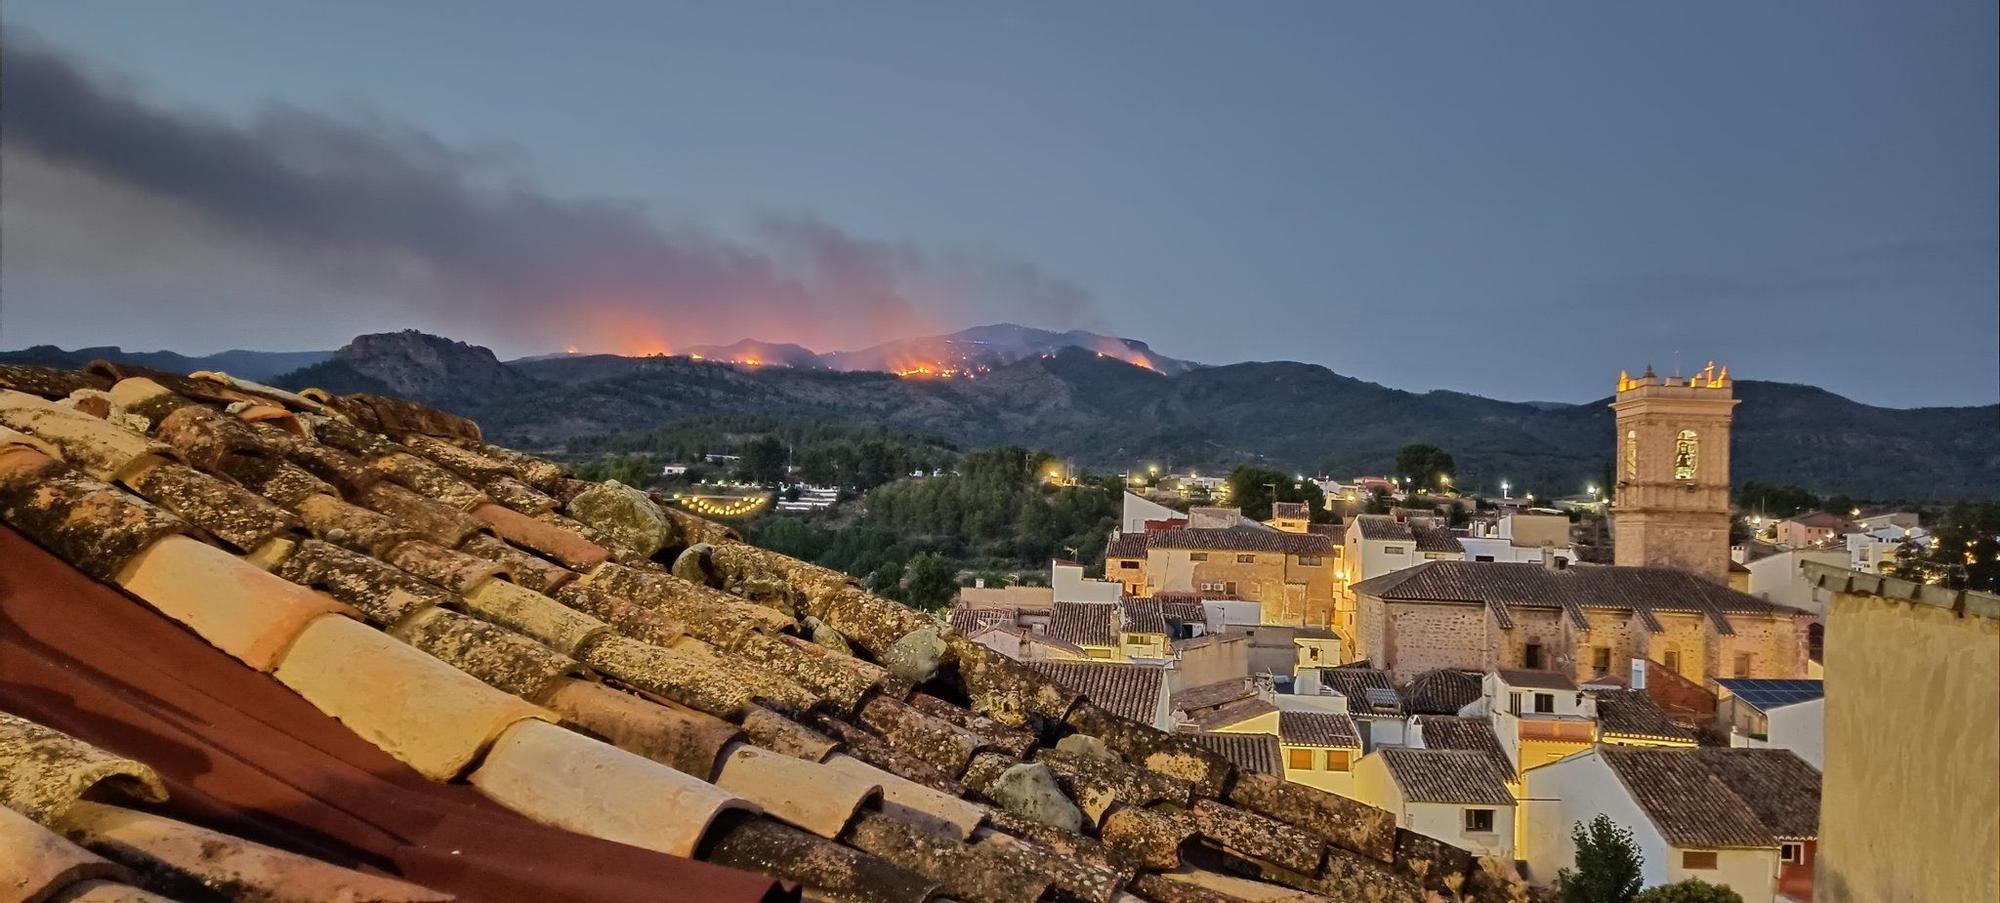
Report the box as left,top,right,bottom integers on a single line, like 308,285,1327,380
1631,879,1744,903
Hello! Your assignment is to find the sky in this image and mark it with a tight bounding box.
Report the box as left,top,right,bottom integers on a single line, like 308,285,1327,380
2,2,1994,407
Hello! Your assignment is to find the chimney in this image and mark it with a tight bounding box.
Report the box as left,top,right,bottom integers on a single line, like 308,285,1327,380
974,577,986,589
1541,543,1567,571
1631,658,1648,690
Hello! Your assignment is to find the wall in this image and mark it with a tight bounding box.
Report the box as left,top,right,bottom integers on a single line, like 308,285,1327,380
1143,548,1335,627
1665,848,1776,903
1763,697,1822,769
1278,743,1358,798
1744,550,1844,615
1053,562,1125,603
1173,634,1249,689
1813,569,1999,903
1405,800,1515,861
1375,599,1490,679
1522,751,1673,888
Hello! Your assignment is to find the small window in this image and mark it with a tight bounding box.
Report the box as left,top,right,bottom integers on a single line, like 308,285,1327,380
1383,545,1407,555
1299,556,1323,566
1288,748,1315,770
1780,843,1802,864
1533,693,1556,714
1734,653,1752,677
1189,552,1208,562
1664,648,1682,674
1326,749,1351,771
1475,555,1496,562
1682,851,1718,870
1524,643,1544,670
1464,808,1495,833
1119,560,1139,569
1237,553,1257,563
1592,646,1612,672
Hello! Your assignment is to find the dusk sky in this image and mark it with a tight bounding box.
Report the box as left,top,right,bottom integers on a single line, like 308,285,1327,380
2,2,1994,407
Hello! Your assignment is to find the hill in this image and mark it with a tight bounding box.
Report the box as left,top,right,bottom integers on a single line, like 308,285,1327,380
9,330,1990,499
0,344,332,382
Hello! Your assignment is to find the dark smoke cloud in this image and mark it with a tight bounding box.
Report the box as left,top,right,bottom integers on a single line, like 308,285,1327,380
0,35,1100,354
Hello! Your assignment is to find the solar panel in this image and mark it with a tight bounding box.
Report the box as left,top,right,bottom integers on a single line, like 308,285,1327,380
1364,687,1401,708
1716,678,1823,711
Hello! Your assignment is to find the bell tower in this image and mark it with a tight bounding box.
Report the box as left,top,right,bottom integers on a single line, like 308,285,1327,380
1611,362,1738,580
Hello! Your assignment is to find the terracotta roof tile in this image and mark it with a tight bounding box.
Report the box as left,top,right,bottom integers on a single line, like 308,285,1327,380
1401,669,1484,716
1592,689,1697,742
1182,732,1283,776
1414,716,1512,777
1315,668,1405,718
1105,532,1149,559
1599,746,1819,848
1181,697,1277,730
0,361,1534,903
1354,560,1800,635
1027,660,1166,726
1497,669,1578,691
1046,601,1119,647
1377,748,1515,806
1277,711,1362,748
1270,501,1310,520
1142,526,1335,555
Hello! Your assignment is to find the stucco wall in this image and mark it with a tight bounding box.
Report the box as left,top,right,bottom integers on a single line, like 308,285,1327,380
1666,849,1775,903
1405,800,1515,861
1523,751,1673,887
1763,697,1822,770
1816,583,2000,903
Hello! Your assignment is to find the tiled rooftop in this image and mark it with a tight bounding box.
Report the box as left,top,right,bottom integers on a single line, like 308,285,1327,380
1353,560,1805,635
1400,669,1484,716
1376,749,1515,807
1139,526,1335,556
1592,689,1697,743
1045,601,1119,647
1599,747,1821,848
1277,712,1362,749
1414,716,1513,778
1269,501,1310,520
1180,732,1282,777
0,360,1535,903
1315,668,1405,718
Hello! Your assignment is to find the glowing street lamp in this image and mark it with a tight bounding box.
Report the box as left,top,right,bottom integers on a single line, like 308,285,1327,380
1501,480,1511,499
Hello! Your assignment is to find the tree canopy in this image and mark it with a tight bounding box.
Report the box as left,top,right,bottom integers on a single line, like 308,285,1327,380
1394,443,1457,490
1631,879,1744,903
1226,466,1325,522
1556,815,1645,903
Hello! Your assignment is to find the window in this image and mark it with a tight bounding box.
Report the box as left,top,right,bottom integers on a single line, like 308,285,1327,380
1189,552,1208,562
1533,693,1556,714
1237,554,1257,563
1464,809,1495,833
1663,647,1682,674
1224,581,1239,595
1625,430,1638,478
1326,750,1351,771
1475,555,1496,562
1288,748,1315,770
1735,653,1752,677
1383,545,1407,555
1674,429,1699,481
1781,843,1803,864
1299,556,1323,567
1592,646,1612,672
1119,560,1139,569
1524,643,1544,670
1681,851,1718,870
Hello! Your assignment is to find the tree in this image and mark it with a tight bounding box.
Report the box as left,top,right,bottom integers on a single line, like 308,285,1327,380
1735,482,1819,519
1556,815,1644,903
738,436,788,486
1630,879,1744,903
1394,444,1456,490
903,552,960,612
1226,466,1323,522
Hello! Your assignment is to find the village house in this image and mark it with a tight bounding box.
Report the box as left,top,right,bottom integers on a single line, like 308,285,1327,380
1714,679,1824,768
1458,511,1578,564
1351,559,1814,686
1296,666,1409,751
1843,520,1931,575
1774,511,1847,549
1804,563,1998,903
1354,748,1518,861
1524,747,1821,902
1103,519,1337,630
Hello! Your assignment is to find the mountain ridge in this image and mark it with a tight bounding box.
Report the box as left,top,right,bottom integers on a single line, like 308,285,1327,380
6,329,1991,500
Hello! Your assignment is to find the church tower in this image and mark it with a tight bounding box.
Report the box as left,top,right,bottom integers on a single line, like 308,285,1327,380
1611,362,1738,580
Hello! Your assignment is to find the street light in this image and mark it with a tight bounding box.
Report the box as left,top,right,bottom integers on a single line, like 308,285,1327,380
1501,480,1511,499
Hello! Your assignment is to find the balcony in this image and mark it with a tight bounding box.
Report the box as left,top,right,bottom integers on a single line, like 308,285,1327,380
1516,715,1596,743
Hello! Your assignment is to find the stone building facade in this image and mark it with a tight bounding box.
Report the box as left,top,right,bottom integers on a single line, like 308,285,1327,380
1610,364,1738,581
1105,527,1336,629
1353,560,1812,685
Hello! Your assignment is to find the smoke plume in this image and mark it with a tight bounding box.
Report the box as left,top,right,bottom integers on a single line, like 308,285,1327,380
0,34,1099,355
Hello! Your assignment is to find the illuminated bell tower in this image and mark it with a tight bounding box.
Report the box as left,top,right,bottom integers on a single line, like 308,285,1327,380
1611,362,1738,581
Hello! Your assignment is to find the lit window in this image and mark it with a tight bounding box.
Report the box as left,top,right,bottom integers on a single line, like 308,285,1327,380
1674,429,1699,481
1464,808,1495,833
1299,556,1324,566
1288,748,1315,770
1682,851,1718,870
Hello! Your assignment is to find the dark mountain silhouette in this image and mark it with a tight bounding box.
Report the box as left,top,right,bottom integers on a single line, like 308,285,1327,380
8,329,1990,499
